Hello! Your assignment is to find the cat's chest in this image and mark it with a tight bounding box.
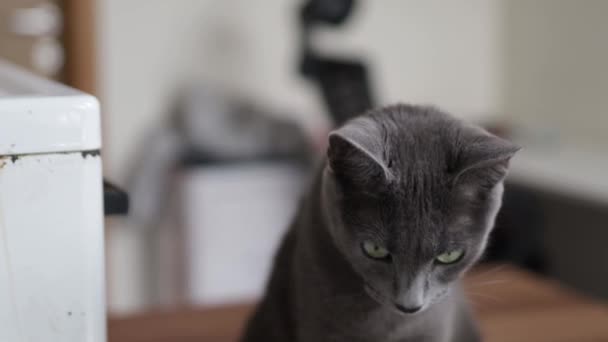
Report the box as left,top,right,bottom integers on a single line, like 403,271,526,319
367,310,448,342
302,299,448,342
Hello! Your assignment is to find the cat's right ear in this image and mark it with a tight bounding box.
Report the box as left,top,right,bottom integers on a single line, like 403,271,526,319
327,117,392,185
452,133,520,189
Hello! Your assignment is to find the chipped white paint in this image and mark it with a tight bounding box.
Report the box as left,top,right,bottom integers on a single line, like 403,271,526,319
0,61,105,342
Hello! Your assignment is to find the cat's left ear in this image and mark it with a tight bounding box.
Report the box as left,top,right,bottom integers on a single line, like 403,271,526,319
453,133,520,189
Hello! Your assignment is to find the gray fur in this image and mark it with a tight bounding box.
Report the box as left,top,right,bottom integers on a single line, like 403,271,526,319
242,104,519,342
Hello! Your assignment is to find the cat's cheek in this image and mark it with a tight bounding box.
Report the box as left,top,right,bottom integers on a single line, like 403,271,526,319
435,265,467,284
344,243,378,278
354,258,393,295
430,287,450,305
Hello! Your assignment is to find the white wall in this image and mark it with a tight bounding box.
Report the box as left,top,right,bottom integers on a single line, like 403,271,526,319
502,0,608,147
97,0,504,182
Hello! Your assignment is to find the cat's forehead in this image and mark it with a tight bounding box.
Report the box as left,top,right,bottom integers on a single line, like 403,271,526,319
377,172,479,233
377,110,461,171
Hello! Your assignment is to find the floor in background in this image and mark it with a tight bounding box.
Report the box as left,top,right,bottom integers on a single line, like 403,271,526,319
108,264,608,342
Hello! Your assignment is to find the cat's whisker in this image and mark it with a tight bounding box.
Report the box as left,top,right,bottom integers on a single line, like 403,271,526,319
468,265,505,284
468,264,507,282
466,291,502,303
467,278,509,288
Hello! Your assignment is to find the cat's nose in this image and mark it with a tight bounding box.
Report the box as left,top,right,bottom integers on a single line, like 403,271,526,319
395,274,426,314
395,303,422,314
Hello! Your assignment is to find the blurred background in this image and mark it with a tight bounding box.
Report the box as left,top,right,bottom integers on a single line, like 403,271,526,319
2,0,607,331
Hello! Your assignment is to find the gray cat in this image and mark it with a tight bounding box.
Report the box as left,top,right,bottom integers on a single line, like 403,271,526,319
241,104,519,342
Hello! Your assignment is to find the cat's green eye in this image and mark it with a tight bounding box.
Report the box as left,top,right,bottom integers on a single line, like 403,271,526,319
435,250,465,265
362,241,390,260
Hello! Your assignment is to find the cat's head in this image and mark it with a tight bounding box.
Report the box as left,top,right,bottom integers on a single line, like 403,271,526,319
321,104,519,315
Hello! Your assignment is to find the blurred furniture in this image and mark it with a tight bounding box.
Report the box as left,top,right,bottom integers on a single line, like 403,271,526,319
0,0,96,93
117,87,312,312
484,182,546,274
62,0,97,93
108,264,608,342
510,145,608,205
507,145,608,300
0,0,64,78
178,162,304,307
0,60,106,341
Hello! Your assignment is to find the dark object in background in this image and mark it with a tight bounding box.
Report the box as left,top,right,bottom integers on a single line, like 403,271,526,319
300,55,375,127
173,86,313,166
298,0,375,126
104,181,129,215
485,183,547,273
300,0,354,25
483,123,547,273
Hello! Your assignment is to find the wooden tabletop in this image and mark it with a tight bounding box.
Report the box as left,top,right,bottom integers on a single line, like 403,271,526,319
108,265,608,342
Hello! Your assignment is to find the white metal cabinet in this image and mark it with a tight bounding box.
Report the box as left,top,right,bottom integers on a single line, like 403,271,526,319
0,60,105,342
